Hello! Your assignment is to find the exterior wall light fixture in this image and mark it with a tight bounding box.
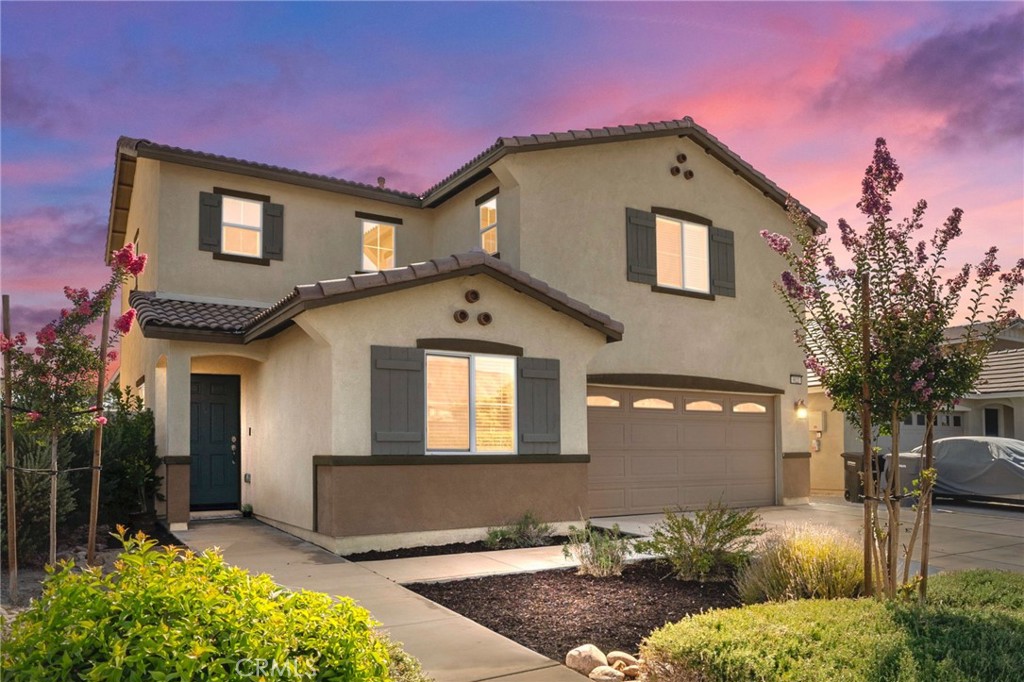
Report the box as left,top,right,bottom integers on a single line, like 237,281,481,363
795,400,808,419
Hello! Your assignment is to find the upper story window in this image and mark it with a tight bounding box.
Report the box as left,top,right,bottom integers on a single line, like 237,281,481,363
655,215,710,294
362,220,395,271
199,190,284,263
625,207,734,298
479,197,498,254
426,352,516,453
221,196,263,258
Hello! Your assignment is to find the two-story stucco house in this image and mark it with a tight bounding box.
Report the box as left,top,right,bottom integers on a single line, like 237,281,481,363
108,117,822,552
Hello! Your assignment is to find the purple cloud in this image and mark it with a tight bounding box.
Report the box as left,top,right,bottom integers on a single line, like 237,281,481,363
820,9,1024,146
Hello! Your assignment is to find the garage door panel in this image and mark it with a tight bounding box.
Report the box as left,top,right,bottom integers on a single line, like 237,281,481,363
727,452,775,477
589,488,626,516
629,454,679,477
681,422,727,449
589,387,775,516
680,485,728,507
628,485,679,512
728,423,774,449
683,455,728,477
590,422,626,449
590,454,626,478
629,422,680,446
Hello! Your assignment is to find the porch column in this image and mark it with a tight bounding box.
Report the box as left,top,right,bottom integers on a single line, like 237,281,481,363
163,351,192,530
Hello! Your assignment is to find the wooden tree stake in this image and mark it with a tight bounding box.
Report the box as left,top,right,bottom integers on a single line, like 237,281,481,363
3,295,18,602
859,273,874,597
87,307,111,565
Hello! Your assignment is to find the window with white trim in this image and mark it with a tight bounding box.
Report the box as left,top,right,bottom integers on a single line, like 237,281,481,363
479,197,498,254
222,196,263,258
655,215,710,293
362,220,395,270
426,352,516,453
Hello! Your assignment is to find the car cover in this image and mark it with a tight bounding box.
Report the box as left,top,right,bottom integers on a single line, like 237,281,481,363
907,437,1024,502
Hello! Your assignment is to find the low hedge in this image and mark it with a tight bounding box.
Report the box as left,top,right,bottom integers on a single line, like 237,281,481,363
641,570,1024,682
1,528,429,681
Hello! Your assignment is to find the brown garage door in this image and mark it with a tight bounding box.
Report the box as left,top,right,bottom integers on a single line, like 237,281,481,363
587,386,776,516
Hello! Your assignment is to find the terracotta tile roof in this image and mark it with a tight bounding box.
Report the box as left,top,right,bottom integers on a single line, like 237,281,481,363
248,251,624,342
119,137,420,202
130,291,264,334
130,252,624,344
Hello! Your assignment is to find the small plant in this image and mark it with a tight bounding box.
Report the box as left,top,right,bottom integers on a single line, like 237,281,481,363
635,501,765,581
736,524,863,603
485,511,553,549
0,526,417,681
562,519,633,577
241,503,254,518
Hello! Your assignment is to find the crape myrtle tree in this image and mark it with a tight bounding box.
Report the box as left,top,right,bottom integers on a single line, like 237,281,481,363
761,139,1023,600
1,243,147,568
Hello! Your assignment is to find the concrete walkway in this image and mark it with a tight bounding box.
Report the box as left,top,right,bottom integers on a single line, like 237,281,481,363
174,521,584,682
594,497,1024,574
175,499,1021,681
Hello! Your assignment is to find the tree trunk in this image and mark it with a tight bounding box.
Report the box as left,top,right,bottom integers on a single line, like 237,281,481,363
859,273,874,597
49,427,58,566
87,307,111,565
888,413,901,597
919,408,937,603
2,295,18,602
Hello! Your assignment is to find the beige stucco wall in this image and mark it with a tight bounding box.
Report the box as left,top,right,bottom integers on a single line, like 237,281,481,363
494,137,809,454
150,163,434,303
298,274,607,458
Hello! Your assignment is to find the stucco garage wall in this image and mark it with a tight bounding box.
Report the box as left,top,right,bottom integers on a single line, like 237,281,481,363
503,137,809,454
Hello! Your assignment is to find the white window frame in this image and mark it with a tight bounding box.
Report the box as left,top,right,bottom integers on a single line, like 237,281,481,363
655,215,711,294
479,197,498,254
362,220,396,271
424,350,517,455
221,196,263,258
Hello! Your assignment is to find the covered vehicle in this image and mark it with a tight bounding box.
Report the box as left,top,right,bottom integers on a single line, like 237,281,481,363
890,437,1024,504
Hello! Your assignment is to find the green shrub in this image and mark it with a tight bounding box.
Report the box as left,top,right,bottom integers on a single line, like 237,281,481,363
737,524,863,603
562,521,633,577
927,569,1024,612
66,386,161,528
0,528,413,681
381,634,434,682
485,511,553,549
641,570,1024,682
635,501,765,581
0,428,77,561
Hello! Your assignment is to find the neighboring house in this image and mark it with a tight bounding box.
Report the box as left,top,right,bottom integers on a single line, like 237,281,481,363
108,117,821,552
807,322,1024,493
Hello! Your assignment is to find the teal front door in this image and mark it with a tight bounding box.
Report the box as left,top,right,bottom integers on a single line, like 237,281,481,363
190,374,241,510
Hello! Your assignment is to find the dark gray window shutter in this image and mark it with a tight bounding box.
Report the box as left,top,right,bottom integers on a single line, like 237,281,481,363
371,346,425,455
199,192,223,252
263,202,284,260
625,208,658,284
517,357,560,455
710,227,736,297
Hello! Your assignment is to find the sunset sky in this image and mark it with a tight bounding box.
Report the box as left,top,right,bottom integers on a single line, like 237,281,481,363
2,2,1022,334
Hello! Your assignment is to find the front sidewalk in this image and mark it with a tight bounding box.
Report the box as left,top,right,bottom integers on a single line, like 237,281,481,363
174,520,584,682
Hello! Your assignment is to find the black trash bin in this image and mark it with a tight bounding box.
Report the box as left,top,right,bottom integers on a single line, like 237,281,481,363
842,452,881,502
842,452,863,502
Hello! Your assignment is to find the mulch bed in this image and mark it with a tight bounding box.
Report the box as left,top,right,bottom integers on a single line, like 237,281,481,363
343,536,570,561
408,559,739,661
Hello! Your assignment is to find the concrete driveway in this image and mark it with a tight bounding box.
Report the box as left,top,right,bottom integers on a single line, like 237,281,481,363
594,496,1024,573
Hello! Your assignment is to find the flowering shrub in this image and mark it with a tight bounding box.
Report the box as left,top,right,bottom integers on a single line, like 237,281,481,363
760,139,1023,599
2,243,146,436
736,524,863,603
0,528,406,681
